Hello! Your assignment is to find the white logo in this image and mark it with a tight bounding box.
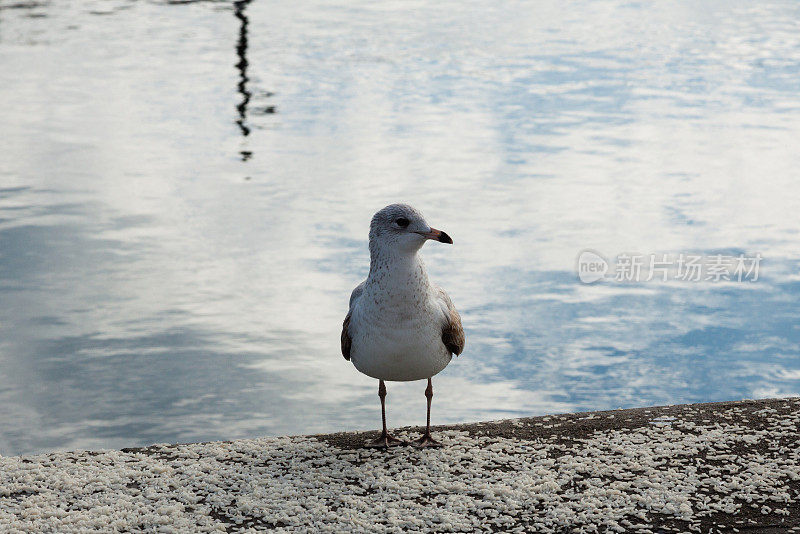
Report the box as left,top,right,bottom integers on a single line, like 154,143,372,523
577,249,609,283
575,250,761,283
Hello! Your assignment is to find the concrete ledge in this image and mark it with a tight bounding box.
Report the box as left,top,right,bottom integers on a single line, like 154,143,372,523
2,398,799,533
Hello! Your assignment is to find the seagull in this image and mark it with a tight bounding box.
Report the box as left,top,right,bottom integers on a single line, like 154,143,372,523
341,204,465,448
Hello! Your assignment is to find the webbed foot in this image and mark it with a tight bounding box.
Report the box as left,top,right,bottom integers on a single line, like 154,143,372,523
366,433,407,448
413,432,443,448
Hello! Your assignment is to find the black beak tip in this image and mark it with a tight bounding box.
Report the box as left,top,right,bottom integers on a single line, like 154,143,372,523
439,231,453,244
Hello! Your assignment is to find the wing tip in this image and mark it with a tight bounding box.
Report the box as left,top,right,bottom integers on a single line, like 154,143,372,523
442,306,465,357
341,314,352,361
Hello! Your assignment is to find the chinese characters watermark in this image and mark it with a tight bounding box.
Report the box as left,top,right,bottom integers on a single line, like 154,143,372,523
577,250,762,284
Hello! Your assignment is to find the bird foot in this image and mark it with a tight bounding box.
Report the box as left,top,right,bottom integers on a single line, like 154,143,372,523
365,433,407,448
413,432,443,448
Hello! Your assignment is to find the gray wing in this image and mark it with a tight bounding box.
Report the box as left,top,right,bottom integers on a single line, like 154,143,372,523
341,281,365,361
436,286,465,357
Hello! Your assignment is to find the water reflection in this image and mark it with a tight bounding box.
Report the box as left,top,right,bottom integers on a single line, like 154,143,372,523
233,0,251,140
0,0,798,456
232,0,275,161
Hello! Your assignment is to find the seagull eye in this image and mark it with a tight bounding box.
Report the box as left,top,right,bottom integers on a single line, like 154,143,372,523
396,217,410,228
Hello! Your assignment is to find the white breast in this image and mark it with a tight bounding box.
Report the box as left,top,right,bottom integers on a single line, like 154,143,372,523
349,286,452,382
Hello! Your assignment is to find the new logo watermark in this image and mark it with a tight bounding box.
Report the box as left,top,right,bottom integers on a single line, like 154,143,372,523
576,250,609,283
576,251,762,284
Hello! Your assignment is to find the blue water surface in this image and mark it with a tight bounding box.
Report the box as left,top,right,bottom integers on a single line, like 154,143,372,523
1,0,799,455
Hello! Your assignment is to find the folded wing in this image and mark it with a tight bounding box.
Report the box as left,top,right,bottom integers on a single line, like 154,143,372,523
437,286,465,356
341,281,365,361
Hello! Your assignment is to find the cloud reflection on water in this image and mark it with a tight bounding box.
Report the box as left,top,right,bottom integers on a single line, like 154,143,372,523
0,0,799,455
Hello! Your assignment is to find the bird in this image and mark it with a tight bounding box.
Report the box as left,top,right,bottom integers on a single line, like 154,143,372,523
341,204,465,448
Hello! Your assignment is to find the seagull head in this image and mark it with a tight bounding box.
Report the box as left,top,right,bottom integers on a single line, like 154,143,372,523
369,203,452,255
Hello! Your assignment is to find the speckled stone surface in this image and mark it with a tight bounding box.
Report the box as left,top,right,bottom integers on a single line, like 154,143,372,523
2,398,799,533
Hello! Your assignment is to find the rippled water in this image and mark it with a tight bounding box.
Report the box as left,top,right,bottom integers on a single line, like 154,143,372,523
1,0,799,456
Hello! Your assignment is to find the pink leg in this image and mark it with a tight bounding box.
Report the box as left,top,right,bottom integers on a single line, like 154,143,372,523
366,379,406,448
414,378,443,448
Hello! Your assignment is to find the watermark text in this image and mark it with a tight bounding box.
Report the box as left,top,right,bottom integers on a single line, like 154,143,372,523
577,251,761,284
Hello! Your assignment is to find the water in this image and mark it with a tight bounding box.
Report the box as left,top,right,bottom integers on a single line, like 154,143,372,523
1,0,799,456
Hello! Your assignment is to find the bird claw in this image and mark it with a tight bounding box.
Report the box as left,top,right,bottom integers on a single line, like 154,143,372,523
365,433,407,448
413,433,443,448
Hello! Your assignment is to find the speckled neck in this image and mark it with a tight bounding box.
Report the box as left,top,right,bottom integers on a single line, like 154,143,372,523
368,246,420,276
366,246,431,299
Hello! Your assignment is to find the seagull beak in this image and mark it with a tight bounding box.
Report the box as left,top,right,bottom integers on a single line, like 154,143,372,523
417,227,453,244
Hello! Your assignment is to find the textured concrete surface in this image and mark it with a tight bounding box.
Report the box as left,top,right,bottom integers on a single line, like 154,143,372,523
2,397,799,533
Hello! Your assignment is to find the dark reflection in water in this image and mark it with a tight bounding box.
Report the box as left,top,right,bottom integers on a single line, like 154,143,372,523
233,0,251,140
0,0,799,455
232,0,274,161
